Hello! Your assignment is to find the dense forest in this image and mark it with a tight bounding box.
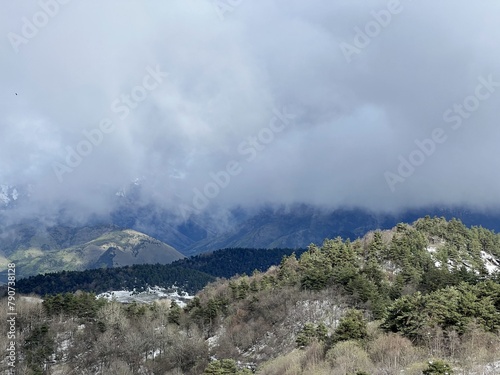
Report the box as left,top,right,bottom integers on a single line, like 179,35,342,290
14,264,215,296
2,216,500,374
174,247,307,279
15,248,303,296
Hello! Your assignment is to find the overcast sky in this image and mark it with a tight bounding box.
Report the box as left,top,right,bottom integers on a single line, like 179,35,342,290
1,0,500,221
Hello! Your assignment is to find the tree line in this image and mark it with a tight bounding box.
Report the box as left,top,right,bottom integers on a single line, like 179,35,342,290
14,247,304,296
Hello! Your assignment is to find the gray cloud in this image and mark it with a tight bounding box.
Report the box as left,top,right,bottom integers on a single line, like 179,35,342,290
1,0,500,223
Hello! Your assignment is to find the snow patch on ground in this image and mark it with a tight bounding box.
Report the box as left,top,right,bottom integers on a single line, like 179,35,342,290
427,246,444,268
147,349,162,360
207,329,224,349
97,286,194,307
480,251,500,274
20,296,43,304
466,360,500,374
447,259,455,271
426,244,500,274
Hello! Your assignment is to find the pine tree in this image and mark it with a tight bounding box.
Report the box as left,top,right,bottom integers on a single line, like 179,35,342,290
296,323,317,348
316,322,328,342
331,309,368,344
423,360,454,374
168,301,181,325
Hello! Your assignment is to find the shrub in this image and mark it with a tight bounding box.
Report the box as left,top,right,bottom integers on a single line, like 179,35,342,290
326,340,373,374
369,333,420,370
422,359,454,375
331,309,367,344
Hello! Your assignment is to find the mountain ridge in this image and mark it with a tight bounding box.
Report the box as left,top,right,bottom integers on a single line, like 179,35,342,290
4,201,500,277
0,226,184,279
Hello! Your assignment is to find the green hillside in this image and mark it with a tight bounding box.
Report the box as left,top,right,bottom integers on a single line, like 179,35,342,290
0,227,184,278
3,216,500,374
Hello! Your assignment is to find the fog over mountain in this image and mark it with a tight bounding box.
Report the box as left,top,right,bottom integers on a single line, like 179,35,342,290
2,0,500,225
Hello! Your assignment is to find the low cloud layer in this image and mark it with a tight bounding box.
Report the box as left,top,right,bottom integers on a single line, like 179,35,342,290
1,0,500,222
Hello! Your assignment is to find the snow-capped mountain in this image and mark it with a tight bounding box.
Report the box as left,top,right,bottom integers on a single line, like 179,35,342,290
0,184,21,208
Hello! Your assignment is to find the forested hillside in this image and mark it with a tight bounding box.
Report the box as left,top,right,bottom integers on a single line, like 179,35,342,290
15,264,215,295
3,217,500,374
175,247,307,279
15,247,304,296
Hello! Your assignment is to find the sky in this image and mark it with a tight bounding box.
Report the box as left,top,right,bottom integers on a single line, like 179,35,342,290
1,0,500,222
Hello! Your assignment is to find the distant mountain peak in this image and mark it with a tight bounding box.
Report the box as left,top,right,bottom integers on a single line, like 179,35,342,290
0,225,184,279
0,184,18,206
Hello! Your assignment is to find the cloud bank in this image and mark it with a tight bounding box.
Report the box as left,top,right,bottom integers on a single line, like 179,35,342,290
1,0,500,222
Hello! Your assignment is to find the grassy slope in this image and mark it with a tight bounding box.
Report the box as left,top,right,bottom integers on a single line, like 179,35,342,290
3,228,184,278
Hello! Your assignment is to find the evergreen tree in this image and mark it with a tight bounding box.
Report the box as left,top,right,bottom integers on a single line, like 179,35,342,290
299,244,333,290
296,323,317,348
316,322,328,342
331,309,368,344
168,301,181,325
24,324,54,374
423,360,454,375
204,359,251,374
